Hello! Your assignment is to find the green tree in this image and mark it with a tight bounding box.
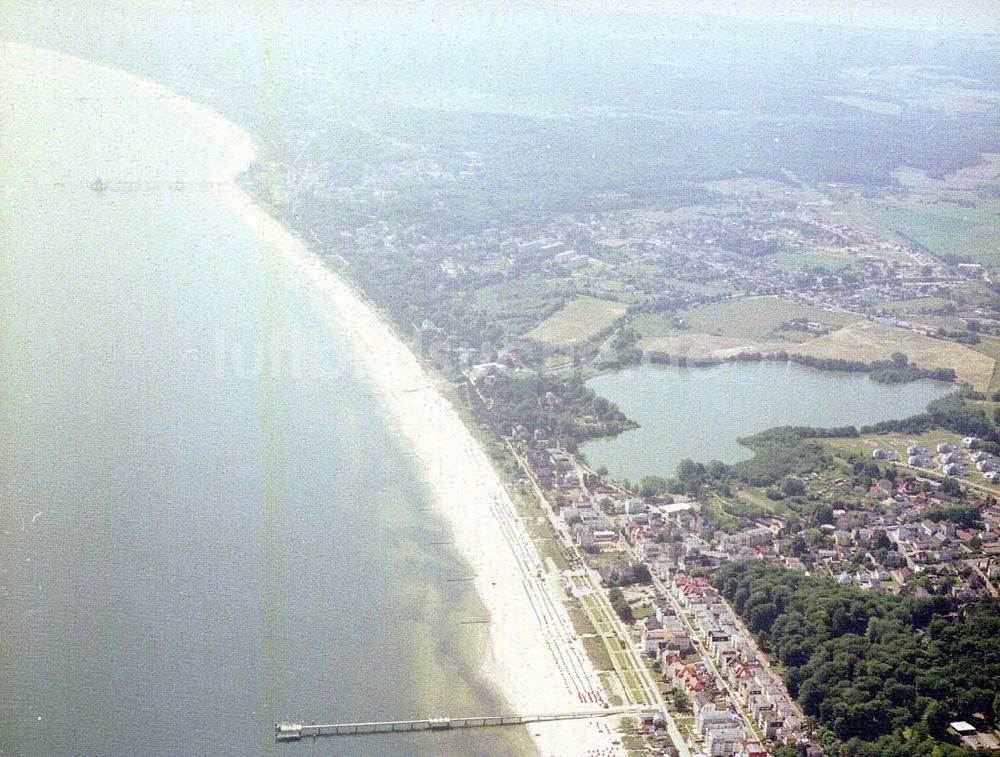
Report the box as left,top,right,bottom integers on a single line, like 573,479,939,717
671,689,689,712
782,478,807,496
640,475,669,498
609,587,633,622
922,700,950,736
792,534,808,556
814,503,834,525
675,458,707,496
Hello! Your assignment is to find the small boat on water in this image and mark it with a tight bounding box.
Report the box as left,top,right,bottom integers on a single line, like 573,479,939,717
90,177,107,192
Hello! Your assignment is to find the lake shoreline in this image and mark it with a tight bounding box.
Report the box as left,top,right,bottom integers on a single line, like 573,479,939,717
580,360,953,483
7,41,622,756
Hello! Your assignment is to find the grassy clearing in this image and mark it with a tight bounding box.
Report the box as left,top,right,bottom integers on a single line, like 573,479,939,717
524,296,627,347
601,672,624,707
674,296,859,340
896,153,1000,193
704,492,796,531
582,634,615,671
470,276,575,339
795,321,994,390
525,518,568,570
639,332,786,361
825,94,904,115
675,716,695,740
918,85,1000,113
638,307,992,391
866,296,956,314
632,604,653,620
702,497,741,533
967,335,1000,392
579,593,651,703
840,65,999,113
631,312,680,338
733,487,796,520
658,277,733,296
908,314,968,332
836,154,1000,268
700,177,797,196
503,476,570,569
567,603,593,634
636,297,856,359
632,205,723,225
875,204,997,257
772,251,856,271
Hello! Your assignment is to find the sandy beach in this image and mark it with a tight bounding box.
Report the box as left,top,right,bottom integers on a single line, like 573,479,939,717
7,42,624,756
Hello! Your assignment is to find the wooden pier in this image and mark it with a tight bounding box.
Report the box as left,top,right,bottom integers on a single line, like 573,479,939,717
275,708,635,742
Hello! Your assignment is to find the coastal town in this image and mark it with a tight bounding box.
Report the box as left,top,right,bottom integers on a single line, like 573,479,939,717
232,33,1000,756
250,116,1000,755
500,421,1000,756
267,149,998,388
8,6,1000,757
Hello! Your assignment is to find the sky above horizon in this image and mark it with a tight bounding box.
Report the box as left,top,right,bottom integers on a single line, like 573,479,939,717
597,0,1000,35
4,0,999,38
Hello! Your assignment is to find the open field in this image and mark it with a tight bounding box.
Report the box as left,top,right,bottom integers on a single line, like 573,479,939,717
631,205,726,225
864,296,956,314
702,492,798,533
896,153,1000,193
841,65,1000,114
656,277,734,296
919,85,1000,114
699,175,831,206
636,296,860,361
794,321,995,390
700,176,797,197
771,250,856,271
840,63,945,89
730,487,795,521
665,296,858,340
855,153,1000,263
524,296,627,347
874,204,997,257
822,151,1000,268
825,94,903,115
906,314,968,332
636,300,992,391
968,335,1000,393
638,332,786,361
631,312,682,338
472,276,575,339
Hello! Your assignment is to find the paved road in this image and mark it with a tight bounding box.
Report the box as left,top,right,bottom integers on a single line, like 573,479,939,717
507,441,692,757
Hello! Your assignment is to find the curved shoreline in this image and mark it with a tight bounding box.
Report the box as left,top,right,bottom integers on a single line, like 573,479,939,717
5,42,621,755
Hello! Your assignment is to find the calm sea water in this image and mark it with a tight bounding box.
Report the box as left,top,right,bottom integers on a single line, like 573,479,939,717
0,47,526,757
580,361,953,482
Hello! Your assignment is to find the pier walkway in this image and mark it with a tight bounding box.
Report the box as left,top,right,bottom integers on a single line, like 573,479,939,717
275,707,638,742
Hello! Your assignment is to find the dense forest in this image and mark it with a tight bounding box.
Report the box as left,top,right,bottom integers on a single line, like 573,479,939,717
730,427,843,486
712,562,1000,756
